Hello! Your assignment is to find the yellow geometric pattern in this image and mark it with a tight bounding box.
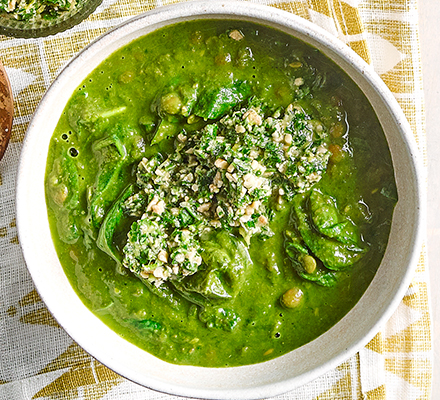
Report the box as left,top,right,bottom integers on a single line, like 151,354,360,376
32,349,122,399
0,0,431,399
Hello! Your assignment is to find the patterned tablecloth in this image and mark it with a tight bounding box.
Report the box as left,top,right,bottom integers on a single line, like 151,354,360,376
0,0,432,399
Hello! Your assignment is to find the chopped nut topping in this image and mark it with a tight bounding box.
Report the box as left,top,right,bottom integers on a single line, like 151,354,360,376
177,133,187,142
244,205,255,216
229,29,244,41
197,202,211,213
258,215,268,225
213,171,223,187
153,201,165,215
243,108,262,126
226,172,237,183
209,183,220,193
157,250,168,263
123,99,331,285
215,158,229,169
235,125,246,133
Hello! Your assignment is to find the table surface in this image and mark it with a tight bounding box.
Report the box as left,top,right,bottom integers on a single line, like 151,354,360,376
419,0,439,398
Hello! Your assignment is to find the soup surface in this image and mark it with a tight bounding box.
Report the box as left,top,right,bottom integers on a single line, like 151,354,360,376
45,20,397,367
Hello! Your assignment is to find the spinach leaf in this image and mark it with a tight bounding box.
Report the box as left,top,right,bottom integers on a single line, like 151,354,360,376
97,185,135,265
150,118,180,145
87,161,126,229
173,231,251,302
92,134,127,158
291,190,368,271
194,80,252,119
67,91,126,139
284,231,337,287
309,188,362,246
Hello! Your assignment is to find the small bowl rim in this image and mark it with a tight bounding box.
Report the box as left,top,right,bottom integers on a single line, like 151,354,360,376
16,2,425,399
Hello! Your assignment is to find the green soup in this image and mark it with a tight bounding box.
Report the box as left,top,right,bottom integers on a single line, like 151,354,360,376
45,19,397,367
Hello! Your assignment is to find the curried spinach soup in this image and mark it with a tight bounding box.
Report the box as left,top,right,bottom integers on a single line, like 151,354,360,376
45,19,397,367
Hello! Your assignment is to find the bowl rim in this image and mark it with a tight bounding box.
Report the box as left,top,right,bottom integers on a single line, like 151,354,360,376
16,2,425,399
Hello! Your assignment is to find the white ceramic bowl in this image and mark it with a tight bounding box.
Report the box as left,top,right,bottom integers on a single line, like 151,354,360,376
16,2,424,399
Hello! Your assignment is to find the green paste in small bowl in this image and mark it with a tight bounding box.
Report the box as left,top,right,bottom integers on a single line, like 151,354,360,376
0,0,102,37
